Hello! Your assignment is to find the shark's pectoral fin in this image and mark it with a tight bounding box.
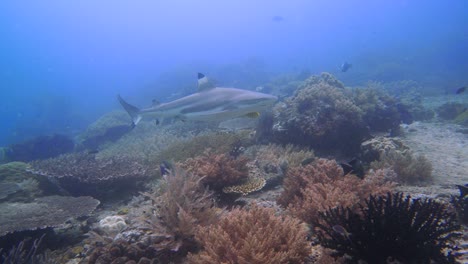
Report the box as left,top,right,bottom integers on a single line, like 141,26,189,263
245,112,260,118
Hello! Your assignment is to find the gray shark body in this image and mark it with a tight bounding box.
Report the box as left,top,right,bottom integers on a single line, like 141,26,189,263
118,73,277,126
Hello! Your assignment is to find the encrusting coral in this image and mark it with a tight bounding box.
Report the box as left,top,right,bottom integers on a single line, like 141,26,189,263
313,192,462,263
277,159,395,224
187,204,312,264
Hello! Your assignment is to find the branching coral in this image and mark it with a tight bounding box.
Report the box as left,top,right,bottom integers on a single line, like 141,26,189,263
313,192,462,264
142,170,217,252
87,168,219,263
187,204,312,264
180,151,249,190
277,159,395,224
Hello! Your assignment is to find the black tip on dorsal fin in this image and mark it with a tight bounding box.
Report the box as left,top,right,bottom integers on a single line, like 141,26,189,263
198,73,205,79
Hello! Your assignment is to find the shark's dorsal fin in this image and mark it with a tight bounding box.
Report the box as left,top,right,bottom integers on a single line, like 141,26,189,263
197,72,215,91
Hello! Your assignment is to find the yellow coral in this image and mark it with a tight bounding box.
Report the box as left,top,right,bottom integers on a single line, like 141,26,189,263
222,177,266,195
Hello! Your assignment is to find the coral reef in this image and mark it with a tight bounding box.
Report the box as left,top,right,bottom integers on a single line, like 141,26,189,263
5,134,74,162
79,124,133,151
78,110,130,141
86,168,219,263
370,149,433,184
454,109,468,127
187,204,312,264
273,73,367,155
181,151,249,191
437,102,466,120
360,136,409,163
247,143,315,171
97,216,127,238
0,162,44,202
278,159,394,224
350,85,401,132
29,153,155,198
313,192,461,263
157,130,251,164
0,195,99,236
96,122,195,165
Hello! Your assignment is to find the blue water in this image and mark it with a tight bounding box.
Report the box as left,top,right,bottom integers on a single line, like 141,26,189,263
0,0,467,146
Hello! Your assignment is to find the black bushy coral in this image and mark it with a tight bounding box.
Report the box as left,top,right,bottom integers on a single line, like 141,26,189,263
314,192,461,264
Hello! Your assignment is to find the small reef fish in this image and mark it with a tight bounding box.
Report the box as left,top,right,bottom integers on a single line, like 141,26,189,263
339,62,352,72
159,161,174,177
332,225,352,240
455,86,466,94
118,73,278,127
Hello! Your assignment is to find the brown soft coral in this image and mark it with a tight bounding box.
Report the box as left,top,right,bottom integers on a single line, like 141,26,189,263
180,151,249,190
187,204,312,264
87,168,220,263
278,159,395,224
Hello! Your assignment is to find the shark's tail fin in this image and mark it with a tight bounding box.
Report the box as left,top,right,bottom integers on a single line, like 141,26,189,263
117,95,142,127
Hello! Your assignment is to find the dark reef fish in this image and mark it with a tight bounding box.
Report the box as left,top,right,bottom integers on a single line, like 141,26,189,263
455,86,466,94
160,161,174,177
338,62,352,72
340,158,364,178
118,73,277,127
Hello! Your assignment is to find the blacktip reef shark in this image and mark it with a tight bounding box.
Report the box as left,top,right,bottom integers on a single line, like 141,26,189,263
118,73,278,127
